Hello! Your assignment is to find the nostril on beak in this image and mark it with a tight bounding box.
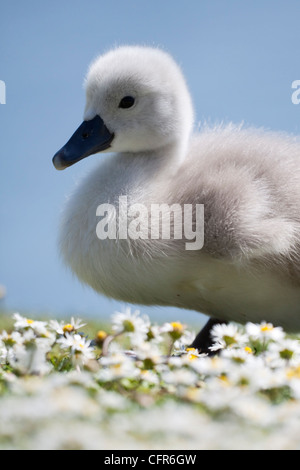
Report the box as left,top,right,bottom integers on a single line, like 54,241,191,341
82,132,90,139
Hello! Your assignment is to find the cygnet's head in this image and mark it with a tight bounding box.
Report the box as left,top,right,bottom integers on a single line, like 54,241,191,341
53,45,194,170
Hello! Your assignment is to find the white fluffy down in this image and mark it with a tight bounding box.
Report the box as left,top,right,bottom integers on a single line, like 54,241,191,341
59,45,300,331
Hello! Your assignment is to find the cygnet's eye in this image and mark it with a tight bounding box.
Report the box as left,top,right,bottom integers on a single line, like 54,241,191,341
118,96,135,109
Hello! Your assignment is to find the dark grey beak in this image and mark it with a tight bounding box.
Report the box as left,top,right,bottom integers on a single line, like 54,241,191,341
52,115,114,170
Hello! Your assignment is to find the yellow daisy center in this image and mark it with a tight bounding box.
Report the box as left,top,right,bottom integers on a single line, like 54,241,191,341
170,322,184,331
63,324,74,333
287,366,300,380
96,330,107,341
261,324,273,332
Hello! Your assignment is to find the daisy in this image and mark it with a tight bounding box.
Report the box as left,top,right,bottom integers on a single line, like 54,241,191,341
13,313,49,337
111,308,150,345
146,324,165,344
162,321,186,341
178,347,206,364
48,319,65,335
98,353,139,381
49,317,86,335
133,340,163,365
265,339,300,366
94,330,108,346
57,333,95,365
246,322,285,342
0,330,23,347
228,356,287,392
210,323,247,351
8,341,53,375
174,330,196,351
221,346,254,363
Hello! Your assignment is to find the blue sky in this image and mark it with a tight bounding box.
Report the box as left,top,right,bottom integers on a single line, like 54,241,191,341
1,0,300,324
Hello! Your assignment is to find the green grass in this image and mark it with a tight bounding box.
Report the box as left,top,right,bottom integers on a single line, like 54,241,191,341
0,311,15,332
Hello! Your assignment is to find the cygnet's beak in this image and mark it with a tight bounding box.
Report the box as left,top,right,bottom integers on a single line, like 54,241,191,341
52,115,114,170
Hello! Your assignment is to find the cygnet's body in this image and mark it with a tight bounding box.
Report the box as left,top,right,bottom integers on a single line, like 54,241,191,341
53,46,300,347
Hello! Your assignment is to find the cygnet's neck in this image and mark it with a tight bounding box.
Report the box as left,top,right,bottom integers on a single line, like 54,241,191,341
120,135,191,180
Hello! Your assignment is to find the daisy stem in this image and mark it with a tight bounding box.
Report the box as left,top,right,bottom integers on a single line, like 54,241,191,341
167,339,175,357
102,330,124,357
